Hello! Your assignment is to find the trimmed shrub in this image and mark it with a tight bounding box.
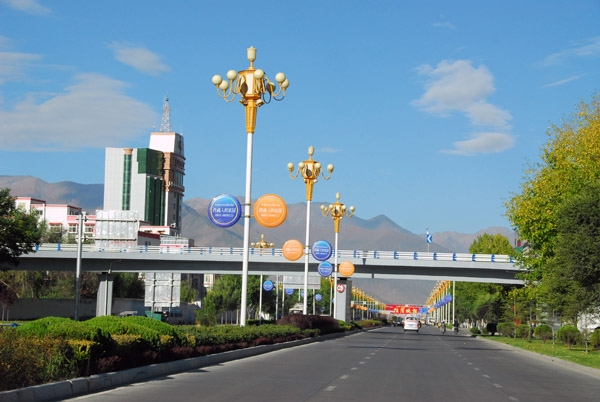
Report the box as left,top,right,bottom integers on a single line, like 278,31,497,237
497,322,516,338
0,330,76,391
470,327,481,335
83,315,161,350
556,325,581,349
516,324,530,340
123,316,188,346
277,314,342,334
480,327,489,335
486,323,498,336
533,324,553,344
591,329,600,350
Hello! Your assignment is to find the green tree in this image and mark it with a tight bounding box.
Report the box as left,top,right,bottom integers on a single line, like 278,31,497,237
455,233,515,323
506,93,600,289
553,183,600,311
0,188,43,270
469,233,514,255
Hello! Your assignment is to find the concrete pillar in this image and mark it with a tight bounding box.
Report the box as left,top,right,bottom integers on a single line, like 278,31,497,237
335,278,352,322
96,273,114,316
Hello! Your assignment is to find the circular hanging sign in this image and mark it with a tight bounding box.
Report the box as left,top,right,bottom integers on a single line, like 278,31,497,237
316,294,322,302
311,240,333,261
445,294,453,302
282,239,304,261
336,283,346,293
208,194,241,228
254,194,287,228
263,280,274,292
339,261,355,277
285,288,294,296
317,261,334,277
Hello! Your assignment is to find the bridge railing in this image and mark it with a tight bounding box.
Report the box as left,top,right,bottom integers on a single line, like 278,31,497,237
33,244,513,263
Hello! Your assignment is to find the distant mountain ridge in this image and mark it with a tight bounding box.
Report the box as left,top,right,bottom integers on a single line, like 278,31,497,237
2,175,515,304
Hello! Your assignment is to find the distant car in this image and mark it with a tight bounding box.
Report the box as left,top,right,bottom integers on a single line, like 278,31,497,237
119,310,139,318
404,317,420,332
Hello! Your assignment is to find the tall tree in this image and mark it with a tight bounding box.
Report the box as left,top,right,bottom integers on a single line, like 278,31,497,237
551,183,600,313
455,233,515,323
0,188,43,270
506,93,600,287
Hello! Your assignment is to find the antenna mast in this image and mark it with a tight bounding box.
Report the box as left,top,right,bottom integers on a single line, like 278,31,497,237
160,94,171,132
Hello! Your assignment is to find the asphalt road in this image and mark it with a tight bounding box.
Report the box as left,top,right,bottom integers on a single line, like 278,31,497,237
64,325,600,402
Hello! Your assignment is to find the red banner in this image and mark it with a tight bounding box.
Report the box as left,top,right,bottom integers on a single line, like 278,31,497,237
385,305,420,315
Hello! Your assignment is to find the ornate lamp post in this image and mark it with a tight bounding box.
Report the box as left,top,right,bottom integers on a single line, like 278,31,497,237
212,47,289,326
251,234,274,322
288,146,333,314
321,192,354,319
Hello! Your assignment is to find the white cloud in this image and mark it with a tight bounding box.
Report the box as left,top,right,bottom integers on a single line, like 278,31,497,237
107,42,170,76
433,21,456,29
541,36,600,66
0,51,42,84
0,73,158,151
442,132,515,156
0,0,51,15
541,75,582,88
412,59,514,155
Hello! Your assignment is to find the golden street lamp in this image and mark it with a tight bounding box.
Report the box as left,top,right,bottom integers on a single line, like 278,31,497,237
251,234,275,250
212,47,288,326
321,192,354,319
251,234,274,323
288,146,333,314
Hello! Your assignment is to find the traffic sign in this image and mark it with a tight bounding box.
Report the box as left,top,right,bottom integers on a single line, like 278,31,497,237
285,288,294,296
316,294,322,301
336,283,345,293
263,280,274,292
426,234,433,243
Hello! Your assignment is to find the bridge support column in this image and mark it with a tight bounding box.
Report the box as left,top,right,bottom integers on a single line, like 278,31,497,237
335,278,352,323
96,273,114,317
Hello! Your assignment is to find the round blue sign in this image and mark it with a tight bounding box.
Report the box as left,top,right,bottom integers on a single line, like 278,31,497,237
317,261,334,277
263,280,274,292
311,240,333,261
445,294,453,302
285,288,294,296
316,294,322,302
208,194,242,228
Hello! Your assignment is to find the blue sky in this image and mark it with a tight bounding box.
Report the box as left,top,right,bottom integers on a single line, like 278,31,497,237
0,0,598,235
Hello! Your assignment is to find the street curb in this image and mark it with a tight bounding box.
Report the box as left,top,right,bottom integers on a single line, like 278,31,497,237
474,335,600,379
0,329,360,402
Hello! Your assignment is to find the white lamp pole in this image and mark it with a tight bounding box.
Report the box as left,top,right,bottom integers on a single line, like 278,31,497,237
288,147,333,314
321,192,355,319
212,47,288,326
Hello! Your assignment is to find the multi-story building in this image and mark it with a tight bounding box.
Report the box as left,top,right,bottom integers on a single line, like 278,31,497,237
14,197,95,242
103,97,185,235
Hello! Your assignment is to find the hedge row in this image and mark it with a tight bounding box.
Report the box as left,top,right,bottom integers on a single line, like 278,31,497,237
1,315,352,392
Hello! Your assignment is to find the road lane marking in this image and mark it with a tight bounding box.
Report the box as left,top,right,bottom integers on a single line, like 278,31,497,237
359,361,366,364
325,386,336,392
366,356,371,359
493,384,502,388
509,397,519,401
474,368,480,371
340,375,349,380
351,367,358,370
467,362,473,365
483,375,490,378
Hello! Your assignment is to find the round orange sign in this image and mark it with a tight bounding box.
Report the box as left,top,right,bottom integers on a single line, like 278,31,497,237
282,239,304,261
339,261,355,277
254,194,288,228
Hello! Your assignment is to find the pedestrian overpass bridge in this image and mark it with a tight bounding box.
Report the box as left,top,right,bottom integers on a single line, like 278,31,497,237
18,244,523,284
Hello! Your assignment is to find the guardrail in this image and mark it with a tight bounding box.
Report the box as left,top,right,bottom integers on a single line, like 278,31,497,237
33,244,514,263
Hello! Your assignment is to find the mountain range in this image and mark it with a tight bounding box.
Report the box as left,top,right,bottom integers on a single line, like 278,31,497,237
1,176,515,304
